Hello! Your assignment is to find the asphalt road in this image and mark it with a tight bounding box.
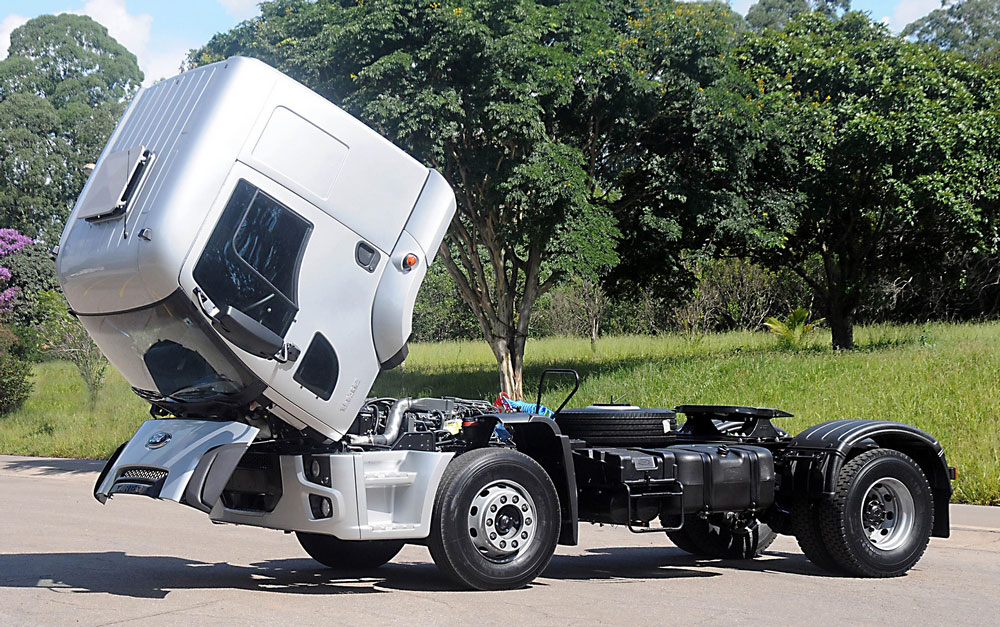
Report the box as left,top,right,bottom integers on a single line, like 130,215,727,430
1,455,998,627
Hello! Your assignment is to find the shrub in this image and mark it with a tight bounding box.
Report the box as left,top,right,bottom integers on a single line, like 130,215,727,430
36,290,107,407
701,259,812,331
764,307,824,350
0,228,34,315
0,326,32,415
2,240,59,327
8,324,46,363
602,287,673,336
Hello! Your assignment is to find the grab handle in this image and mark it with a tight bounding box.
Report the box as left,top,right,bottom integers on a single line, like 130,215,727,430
535,369,580,416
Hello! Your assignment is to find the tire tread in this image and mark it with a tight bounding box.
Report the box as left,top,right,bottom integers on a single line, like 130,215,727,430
818,448,933,578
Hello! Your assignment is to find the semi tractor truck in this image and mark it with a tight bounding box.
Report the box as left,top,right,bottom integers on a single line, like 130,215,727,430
56,57,954,590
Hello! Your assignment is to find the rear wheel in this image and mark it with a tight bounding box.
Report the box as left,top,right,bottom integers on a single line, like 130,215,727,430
792,500,844,574
296,533,404,570
666,513,776,559
817,448,933,577
428,448,560,590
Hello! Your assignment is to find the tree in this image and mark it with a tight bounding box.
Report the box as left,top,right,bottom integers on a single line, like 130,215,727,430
190,0,740,398
903,0,1000,66
411,262,480,342
732,13,1000,348
0,15,142,239
746,0,849,31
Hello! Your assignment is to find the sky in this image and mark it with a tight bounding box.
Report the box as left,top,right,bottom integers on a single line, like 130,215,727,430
0,0,944,87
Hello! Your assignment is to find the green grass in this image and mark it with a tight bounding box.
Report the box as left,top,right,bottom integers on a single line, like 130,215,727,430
2,322,997,504
374,322,1000,505
0,362,149,459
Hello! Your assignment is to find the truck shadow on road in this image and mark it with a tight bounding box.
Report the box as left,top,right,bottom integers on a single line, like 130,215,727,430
0,458,105,476
0,547,833,598
543,547,833,581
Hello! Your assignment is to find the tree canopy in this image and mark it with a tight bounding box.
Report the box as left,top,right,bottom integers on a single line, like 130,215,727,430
191,0,747,397
903,0,1000,66
746,0,849,31
731,12,1000,348
0,14,142,239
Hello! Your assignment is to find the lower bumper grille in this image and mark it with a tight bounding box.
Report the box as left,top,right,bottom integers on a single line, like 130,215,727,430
119,467,168,483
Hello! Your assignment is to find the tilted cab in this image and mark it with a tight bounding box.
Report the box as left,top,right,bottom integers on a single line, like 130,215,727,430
57,57,456,439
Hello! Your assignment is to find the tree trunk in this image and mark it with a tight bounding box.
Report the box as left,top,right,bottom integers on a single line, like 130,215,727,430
817,246,859,351
826,298,855,350
491,338,523,400
438,236,549,401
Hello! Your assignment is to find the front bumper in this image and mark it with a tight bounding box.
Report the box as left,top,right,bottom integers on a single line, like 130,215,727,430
94,419,259,512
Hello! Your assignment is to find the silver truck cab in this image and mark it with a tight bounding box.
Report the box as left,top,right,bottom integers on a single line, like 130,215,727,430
58,56,455,440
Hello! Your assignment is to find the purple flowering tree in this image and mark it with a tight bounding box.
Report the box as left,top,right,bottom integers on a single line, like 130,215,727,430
0,229,33,313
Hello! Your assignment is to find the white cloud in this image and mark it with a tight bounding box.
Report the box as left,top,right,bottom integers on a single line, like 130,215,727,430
141,40,192,84
729,0,755,15
78,0,152,61
0,14,30,60
217,0,261,20
70,0,189,86
887,0,941,33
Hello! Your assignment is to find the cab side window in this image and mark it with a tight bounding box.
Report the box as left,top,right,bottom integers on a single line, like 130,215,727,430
194,180,312,337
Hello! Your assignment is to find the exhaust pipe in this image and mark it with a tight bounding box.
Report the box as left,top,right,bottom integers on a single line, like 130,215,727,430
347,397,414,446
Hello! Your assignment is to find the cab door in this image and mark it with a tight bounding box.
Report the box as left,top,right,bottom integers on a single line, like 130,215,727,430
180,163,387,438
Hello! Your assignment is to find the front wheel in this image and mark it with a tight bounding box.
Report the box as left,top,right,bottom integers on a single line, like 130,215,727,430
817,448,933,577
666,513,776,559
296,533,404,570
428,448,561,590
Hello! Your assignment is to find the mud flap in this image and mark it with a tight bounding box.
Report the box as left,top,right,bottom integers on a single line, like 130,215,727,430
94,419,259,512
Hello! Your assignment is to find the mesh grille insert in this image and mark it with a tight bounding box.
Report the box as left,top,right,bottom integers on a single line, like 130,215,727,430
119,467,167,482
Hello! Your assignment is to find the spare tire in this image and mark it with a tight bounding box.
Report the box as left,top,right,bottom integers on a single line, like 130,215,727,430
555,406,678,446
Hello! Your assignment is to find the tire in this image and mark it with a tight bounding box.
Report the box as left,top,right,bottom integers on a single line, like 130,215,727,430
791,500,844,574
817,449,934,577
428,448,561,590
556,408,677,447
296,533,404,570
666,513,777,559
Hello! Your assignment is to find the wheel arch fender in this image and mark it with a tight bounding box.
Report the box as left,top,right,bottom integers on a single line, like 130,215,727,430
496,413,579,546
785,420,952,538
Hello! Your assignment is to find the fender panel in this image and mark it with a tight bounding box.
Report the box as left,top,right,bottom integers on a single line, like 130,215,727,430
499,413,579,546
786,420,952,537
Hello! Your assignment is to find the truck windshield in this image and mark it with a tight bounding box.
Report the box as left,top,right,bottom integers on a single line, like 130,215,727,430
77,291,259,404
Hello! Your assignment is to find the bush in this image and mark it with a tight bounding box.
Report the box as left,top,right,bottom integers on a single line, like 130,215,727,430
2,240,59,327
764,307,824,350
0,326,32,415
36,290,107,407
700,259,812,331
7,324,46,363
603,287,673,335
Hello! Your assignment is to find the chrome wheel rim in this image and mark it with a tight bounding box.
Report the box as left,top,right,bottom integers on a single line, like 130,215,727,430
860,477,914,551
468,479,537,563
